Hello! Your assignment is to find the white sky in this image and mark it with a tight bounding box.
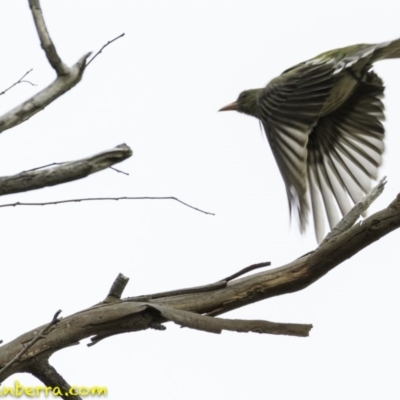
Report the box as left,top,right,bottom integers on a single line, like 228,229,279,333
1,0,400,398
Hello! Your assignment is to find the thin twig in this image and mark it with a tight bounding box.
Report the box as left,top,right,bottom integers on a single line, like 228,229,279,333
0,310,61,381
109,166,129,175
86,33,125,66
22,163,126,175
0,196,215,216
0,69,36,96
21,162,65,173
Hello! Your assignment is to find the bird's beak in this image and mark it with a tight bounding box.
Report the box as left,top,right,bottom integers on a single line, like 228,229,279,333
218,101,238,112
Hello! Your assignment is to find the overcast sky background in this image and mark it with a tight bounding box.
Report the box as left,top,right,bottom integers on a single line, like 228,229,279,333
1,0,400,398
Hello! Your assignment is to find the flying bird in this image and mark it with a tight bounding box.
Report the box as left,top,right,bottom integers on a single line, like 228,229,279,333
219,38,400,242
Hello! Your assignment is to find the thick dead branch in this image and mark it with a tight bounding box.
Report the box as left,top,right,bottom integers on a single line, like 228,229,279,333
89,304,311,346
0,144,132,196
1,189,400,383
29,360,83,400
151,305,310,336
29,0,69,75
0,311,61,382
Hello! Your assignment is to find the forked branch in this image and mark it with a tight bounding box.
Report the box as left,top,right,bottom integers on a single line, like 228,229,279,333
1,184,400,388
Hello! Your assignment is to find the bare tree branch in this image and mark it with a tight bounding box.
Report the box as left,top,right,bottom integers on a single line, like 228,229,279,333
86,33,125,66
29,360,83,400
0,310,61,381
220,261,272,282
133,261,272,302
0,5,125,135
2,0,396,391
1,189,400,383
0,144,132,196
104,273,130,302
28,0,69,75
0,0,91,135
0,53,89,134
0,196,214,216
149,304,311,336
21,162,64,173
0,69,36,97
109,166,129,175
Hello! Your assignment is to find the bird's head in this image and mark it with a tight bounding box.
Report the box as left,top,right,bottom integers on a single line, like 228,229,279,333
219,89,261,119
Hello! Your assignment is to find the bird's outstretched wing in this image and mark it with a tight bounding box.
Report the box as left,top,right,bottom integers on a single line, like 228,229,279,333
306,71,385,242
258,62,336,234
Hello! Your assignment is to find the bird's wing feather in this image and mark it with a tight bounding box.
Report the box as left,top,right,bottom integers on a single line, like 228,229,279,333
258,62,335,232
307,71,385,242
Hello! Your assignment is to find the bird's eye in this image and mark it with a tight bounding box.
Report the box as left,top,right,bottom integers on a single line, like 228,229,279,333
238,92,246,101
